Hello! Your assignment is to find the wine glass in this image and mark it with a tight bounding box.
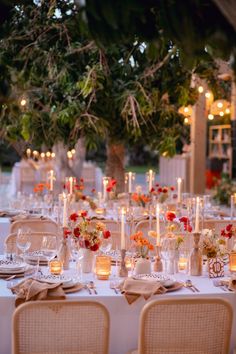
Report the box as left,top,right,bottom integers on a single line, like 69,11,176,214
41,235,58,267
100,237,112,253
160,237,176,274
16,228,31,262
70,238,84,281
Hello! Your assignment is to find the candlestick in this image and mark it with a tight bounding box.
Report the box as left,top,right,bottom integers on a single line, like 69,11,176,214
190,232,202,276
155,203,160,246
230,193,236,220
120,207,126,250
62,193,68,227
153,245,163,272
177,177,182,204
102,177,109,201
128,172,132,193
26,148,31,159
194,197,200,233
119,249,128,277
48,170,55,191
148,169,153,192
68,176,73,195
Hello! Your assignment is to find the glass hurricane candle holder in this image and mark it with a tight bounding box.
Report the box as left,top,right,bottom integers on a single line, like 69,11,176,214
49,259,62,275
95,255,111,280
229,252,236,273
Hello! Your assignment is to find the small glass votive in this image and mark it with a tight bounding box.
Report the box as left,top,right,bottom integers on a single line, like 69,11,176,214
178,257,188,271
229,252,236,272
125,256,132,271
95,255,111,280
49,259,63,275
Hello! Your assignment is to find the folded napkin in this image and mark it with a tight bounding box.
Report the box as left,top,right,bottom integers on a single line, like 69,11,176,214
11,278,66,307
120,278,166,305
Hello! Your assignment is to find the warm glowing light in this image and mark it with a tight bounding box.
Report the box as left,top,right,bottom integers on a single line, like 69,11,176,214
217,102,223,108
20,99,27,106
184,107,189,113
40,152,45,159
219,111,224,117
46,151,51,158
71,149,76,154
51,152,55,158
198,86,204,93
208,114,214,120
205,91,211,98
67,151,73,159
184,117,189,124
225,108,230,114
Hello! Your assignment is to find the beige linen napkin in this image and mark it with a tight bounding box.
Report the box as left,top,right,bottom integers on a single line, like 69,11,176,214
11,278,66,307
120,278,166,304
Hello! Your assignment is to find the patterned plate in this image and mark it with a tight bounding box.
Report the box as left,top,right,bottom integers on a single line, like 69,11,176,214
133,273,176,287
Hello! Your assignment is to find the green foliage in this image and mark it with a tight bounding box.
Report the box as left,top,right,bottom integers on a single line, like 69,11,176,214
213,173,236,205
0,0,222,157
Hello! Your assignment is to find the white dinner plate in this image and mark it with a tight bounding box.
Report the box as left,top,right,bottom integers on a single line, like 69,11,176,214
35,274,72,285
133,273,175,287
0,260,27,272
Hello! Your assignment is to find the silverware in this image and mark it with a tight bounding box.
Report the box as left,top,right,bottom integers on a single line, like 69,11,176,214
110,282,119,294
186,279,200,292
5,275,16,281
183,282,195,292
84,284,92,295
89,281,97,294
213,279,228,292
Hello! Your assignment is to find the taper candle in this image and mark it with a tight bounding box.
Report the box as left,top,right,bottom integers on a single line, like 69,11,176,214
121,207,126,249
177,178,182,203
194,197,200,233
156,203,160,246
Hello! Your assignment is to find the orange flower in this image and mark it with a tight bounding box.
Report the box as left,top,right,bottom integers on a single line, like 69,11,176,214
148,244,154,251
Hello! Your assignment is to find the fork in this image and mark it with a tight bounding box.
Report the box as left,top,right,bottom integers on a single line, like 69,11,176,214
186,279,200,292
84,284,92,295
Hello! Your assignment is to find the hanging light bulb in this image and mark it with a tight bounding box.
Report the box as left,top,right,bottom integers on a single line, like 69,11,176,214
208,114,214,120
71,149,76,154
184,117,189,124
198,86,204,93
20,98,27,106
217,102,223,108
225,108,230,114
205,91,211,98
219,111,224,117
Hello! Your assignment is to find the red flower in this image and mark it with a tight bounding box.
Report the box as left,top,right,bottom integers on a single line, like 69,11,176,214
150,187,155,193
63,228,72,238
79,210,87,218
111,179,117,186
82,195,86,201
90,243,100,252
91,188,96,194
84,240,90,248
69,213,78,222
226,224,233,232
74,184,79,190
80,178,84,183
179,216,188,224
103,230,111,239
221,230,226,237
184,224,192,232
157,187,163,193
155,183,159,187
162,187,168,193
227,232,233,239
106,187,112,192
170,186,175,191
166,211,176,222
73,227,80,238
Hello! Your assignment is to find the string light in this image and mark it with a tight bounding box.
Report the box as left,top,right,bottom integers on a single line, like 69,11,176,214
71,149,76,154
40,152,45,159
205,92,211,98
184,117,189,124
46,151,51,158
198,86,204,93
208,114,214,120
20,98,27,106
217,102,223,108
225,108,230,114
51,152,55,158
219,111,224,117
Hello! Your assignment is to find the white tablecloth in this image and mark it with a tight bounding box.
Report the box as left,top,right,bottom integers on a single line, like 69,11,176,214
0,271,235,354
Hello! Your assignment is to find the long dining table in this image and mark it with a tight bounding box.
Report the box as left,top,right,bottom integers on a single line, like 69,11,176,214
0,268,235,354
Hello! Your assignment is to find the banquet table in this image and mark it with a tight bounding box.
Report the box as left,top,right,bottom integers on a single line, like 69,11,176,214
0,218,11,253
0,269,235,354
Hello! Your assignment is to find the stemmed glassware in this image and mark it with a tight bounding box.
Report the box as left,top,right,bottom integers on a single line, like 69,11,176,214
16,228,31,262
41,235,58,267
160,236,176,274
70,237,84,280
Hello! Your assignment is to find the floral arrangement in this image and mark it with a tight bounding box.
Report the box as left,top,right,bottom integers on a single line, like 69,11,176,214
64,211,111,252
213,173,236,205
221,224,236,239
202,229,228,258
33,182,50,195
130,231,154,258
150,184,175,203
131,193,150,207
165,212,192,233
106,179,117,199
64,178,97,210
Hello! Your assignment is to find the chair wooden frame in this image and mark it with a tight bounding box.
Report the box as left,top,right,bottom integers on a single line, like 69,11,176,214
12,300,110,354
138,298,233,354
